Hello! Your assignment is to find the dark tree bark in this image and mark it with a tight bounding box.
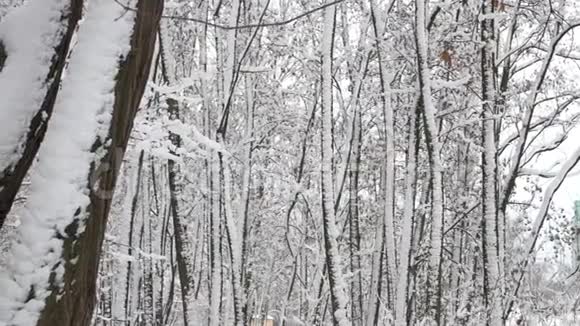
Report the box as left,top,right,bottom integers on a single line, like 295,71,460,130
349,108,363,325
480,1,502,325
124,150,145,324
0,41,6,70
36,2,163,325
320,4,349,326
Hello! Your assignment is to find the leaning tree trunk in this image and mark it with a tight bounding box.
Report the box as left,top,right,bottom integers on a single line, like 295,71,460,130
0,0,83,229
0,1,162,325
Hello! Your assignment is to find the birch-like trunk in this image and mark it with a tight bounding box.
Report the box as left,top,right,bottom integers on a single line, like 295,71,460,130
220,155,245,326
414,0,444,322
370,0,397,314
209,160,222,326
480,1,502,325
240,47,256,326
395,100,419,326
196,3,221,325
348,108,363,325
215,0,245,323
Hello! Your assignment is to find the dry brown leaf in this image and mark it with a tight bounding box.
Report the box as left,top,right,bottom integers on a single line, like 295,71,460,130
439,49,452,67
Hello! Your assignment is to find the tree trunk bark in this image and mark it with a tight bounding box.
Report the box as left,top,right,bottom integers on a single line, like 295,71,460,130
414,0,444,323
159,22,198,326
320,5,349,326
124,150,145,325
348,108,363,325
480,1,502,325
395,100,419,326
370,1,398,315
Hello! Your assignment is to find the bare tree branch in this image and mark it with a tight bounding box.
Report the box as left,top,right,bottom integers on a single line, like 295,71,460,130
114,0,346,30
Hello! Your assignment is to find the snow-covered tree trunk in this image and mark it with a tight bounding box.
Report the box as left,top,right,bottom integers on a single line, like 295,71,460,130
241,69,255,325
395,100,419,326
142,182,156,326
495,1,521,308
449,129,470,324
222,0,240,110
214,0,247,324
336,13,370,325
414,0,444,323
320,4,349,326
365,216,384,326
209,160,222,326
0,0,83,228
159,22,199,326
221,156,245,326
197,4,221,325
124,150,145,324
0,1,162,325
348,107,363,325
370,0,397,314
216,5,246,326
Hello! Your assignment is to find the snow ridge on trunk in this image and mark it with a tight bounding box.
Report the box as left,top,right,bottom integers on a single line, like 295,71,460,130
0,0,83,228
0,0,69,171
0,1,136,324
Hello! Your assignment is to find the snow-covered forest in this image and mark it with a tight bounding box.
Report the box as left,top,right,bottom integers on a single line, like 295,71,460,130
1,0,580,325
